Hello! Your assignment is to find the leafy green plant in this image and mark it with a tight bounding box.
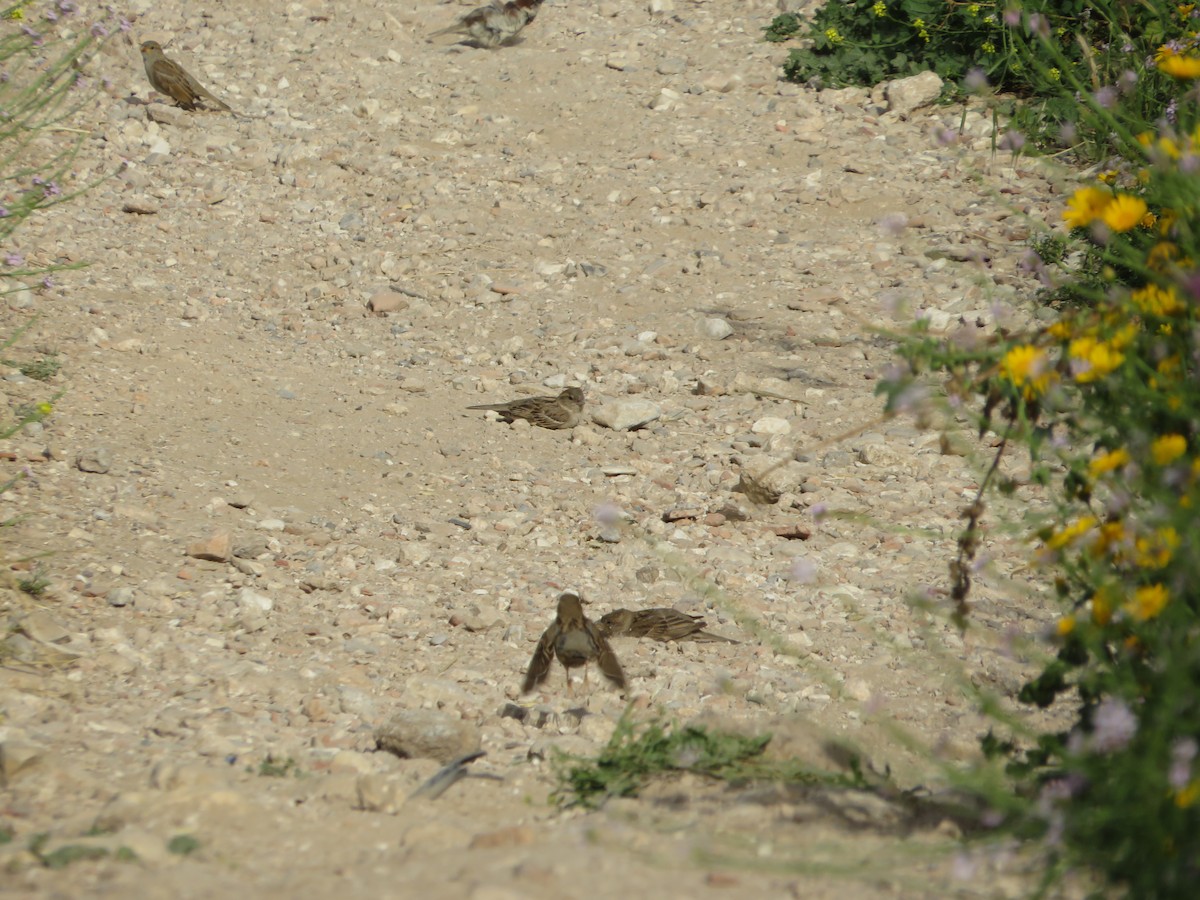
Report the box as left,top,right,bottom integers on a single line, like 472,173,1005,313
549,709,889,810
877,11,1200,894
256,755,298,778
167,834,201,856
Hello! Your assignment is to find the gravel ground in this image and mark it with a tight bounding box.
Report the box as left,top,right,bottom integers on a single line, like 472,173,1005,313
2,1,1088,897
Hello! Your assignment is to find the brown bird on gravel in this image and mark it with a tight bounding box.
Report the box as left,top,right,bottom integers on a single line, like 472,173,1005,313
140,40,233,112
598,608,739,644
428,0,545,49
522,591,627,695
468,386,584,430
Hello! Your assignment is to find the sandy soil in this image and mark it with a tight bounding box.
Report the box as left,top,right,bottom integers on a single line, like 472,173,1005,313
1,1,1087,897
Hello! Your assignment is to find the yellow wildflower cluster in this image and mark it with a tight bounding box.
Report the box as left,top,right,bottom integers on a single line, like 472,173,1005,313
1063,186,1154,232
999,344,1055,398
1135,526,1181,569
1152,434,1187,466
1128,583,1170,620
1088,447,1131,477
1157,44,1200,78
1068,335,1125,382
873,1,886,16
1046,515,1097,550
825,28,844,45
1131,283,1184,317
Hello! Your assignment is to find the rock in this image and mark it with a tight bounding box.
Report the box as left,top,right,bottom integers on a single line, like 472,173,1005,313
75,447,112,473
368,290,410,313
237,587,273,613
700,317,734,340
751,416,791,436
16,610,70,644
885,71,944,115
591,399,662,431
375,709,481,763
187,529,232,562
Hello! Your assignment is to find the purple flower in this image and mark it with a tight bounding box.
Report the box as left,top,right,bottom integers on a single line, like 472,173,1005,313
1094,86,1118,109
998,130,1026,152
808,503,827,523
788,556,817,583
1059,122,1077,145
20,25,44,46
1091,698,1137,753
119,17,132,33
5,252,24,266
1170,738,1197,790
964,67,989,92
58,0,78,14
90,22,108,38
1003,8,1022,27
1165,99,1179,125
1118,70,1138,93
41,275,54,289
1026,13,1050,39
0,206,9,218
933,126,959,147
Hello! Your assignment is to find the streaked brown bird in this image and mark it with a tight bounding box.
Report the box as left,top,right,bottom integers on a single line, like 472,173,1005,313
429,0,544,49
522,591,627,695
598,608,739,644
468,386,584,430
140,40,232,112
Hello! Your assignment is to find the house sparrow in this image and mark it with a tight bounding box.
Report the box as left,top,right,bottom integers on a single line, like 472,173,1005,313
598,608,739,644
140,41,233,113
468,386,584,430
428,0,544,49
522,591,627,695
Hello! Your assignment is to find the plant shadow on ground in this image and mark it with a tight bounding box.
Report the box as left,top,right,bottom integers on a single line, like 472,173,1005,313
553,712,993,841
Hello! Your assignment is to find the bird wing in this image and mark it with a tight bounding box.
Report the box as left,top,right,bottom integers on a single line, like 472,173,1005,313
587,621,627,690
521,622,558,692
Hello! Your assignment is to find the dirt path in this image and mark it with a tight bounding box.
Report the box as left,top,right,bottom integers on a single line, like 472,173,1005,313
2,2,1078,896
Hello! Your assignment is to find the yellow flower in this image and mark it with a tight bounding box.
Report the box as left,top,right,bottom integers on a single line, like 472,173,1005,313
36,402,53,416
1152,434,1187,465
873,1,886,15
1092,589,1113,626
1156,136,1182,159
1055,616,1075,637
1098,169,1119,184
1128,584,1169,621
1159,53,1200,79
968,3,981,14
1089,448,1131,476
1135,527,1180,569
1176,780,1200,809
982,40,995,53
1101,194,1149,232
1131,283,1183,316
1047,516,1097,550
1094,521,1129,558
999,344,1053,398
824,28,844,44
1147,241,1179,268
1046,320,1074,340
1047,68,1061,82
1069,337,1124,382
1063,186,1112,228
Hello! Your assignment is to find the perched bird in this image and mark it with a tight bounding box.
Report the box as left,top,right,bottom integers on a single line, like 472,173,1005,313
598,608,739,644
522,591,627,695
428,0,544,49
140,40,233,113
468,386,584,430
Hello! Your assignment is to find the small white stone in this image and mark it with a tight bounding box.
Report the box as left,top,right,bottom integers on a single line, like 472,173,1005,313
751,417,791,436
701,317,734,340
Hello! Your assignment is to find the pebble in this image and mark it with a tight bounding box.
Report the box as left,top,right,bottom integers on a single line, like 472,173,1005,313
701,317,735,340
591,399,663,431
375,710,482,764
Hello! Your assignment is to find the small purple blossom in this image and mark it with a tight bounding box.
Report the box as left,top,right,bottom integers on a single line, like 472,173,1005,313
58,0,78,14
41,275,54,289
998,130,1026,152
1094,86,1118,109
877,212,908,236
788,556,818,584
1026,13,1050,39
1170,738,1197,790
964,67,989,93
20,25,44,47
1118,70,1138,93
593,502,622,528
89,22,108,38
1091,698,1137,753
1003,8,1021,27
808,504,827,523
1164,99,1179,125
5,252,24,266
0,206,9,218
933,125,959,147
119,17,132,33
1059,122,1077,145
